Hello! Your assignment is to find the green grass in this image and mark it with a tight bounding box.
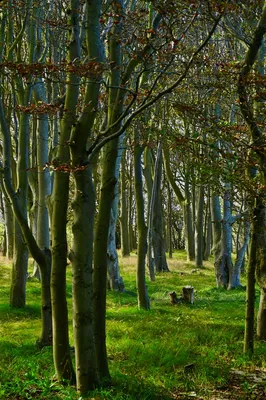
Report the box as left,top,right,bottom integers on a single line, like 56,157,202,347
0,252,264,399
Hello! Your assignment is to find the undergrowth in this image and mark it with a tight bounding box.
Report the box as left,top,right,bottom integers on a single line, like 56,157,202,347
0,252,264,399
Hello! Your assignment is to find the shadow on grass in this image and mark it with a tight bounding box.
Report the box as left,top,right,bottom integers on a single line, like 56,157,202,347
0,340,52,358
89,371,176,400
0,303,41,322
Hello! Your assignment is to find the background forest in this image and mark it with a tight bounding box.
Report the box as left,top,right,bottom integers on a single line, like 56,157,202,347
1,0,266,399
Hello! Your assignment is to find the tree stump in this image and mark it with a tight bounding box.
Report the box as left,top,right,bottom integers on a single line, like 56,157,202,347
169,286,195,305
182,286,194,304
169,291,179,305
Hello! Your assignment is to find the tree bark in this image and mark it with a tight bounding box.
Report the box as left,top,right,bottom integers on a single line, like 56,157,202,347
152,143,169,273
195,185,205,267
134,134,150,310
120,150,130,257
244,204,256,354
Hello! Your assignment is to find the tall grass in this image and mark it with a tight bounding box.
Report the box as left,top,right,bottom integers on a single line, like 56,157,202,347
0,252,264,399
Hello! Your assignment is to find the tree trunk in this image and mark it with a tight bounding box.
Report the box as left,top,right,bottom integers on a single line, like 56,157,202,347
144,146,155,280
3,193,14,259
10,111,30,308
255,199,266,340
70,166,99,390
244,206,256,355
107,137,124,291
184,176,195,261
107,197,124,291
134,137,150,310
120,150,130,257
167,182,173,258
152,143,169,273
94,138,117,382
50,0,82,381
195,185,204,267
203,192,212,261
211,193,225,287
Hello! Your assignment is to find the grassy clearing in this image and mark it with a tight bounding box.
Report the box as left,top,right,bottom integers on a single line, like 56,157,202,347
0,252,265,399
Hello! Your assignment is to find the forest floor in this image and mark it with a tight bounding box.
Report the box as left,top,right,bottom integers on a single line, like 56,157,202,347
1,251,266,399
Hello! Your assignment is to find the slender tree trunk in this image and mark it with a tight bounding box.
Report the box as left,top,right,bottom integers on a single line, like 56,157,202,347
203,191,212,261
184,176,195,261
195,185,204,267
120,150,130,257
244,205,256,355
254,199,266,340
3,193,13,259
134,135,150,310
211,193,224,287
108,204,124,291
144,146,155,279
167,182,173,258
10,111,30,308
50,0,82,381
94,137,117,381
152,143,169,273
107,137,124,291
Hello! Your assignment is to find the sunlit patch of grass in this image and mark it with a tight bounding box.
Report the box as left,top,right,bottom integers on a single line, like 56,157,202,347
0,251,263,399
